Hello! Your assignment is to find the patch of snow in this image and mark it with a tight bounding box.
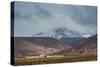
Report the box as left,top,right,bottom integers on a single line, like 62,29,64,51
82,34,92,38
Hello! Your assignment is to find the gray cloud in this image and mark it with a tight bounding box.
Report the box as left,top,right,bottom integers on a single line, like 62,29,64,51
13,1,97,37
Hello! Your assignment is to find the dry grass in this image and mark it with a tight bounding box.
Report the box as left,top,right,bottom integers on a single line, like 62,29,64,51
13,55,97,66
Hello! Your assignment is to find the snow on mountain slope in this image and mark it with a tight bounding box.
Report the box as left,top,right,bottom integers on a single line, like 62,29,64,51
33,27,83,39
82,34,92,38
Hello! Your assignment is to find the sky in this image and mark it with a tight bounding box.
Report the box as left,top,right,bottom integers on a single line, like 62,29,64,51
12,1,97,37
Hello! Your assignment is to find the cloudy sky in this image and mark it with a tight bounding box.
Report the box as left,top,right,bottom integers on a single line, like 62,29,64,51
12,1,97,37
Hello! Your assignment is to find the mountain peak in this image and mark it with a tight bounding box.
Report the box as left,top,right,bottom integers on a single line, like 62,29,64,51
33,27,86,39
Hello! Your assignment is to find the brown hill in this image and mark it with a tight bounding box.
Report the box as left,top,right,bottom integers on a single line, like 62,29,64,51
76,34,97,55
14,37,70,57
51,35,97,56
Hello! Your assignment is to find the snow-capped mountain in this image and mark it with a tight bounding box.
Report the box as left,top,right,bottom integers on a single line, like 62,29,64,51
33,27,84,39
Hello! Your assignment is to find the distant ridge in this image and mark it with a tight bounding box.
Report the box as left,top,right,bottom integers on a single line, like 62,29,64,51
51,35,97,55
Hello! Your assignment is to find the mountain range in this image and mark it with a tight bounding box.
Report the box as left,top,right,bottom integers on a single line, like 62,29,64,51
33,27,92,39
14,34,97,57
52,35,97,55
14,37,71,56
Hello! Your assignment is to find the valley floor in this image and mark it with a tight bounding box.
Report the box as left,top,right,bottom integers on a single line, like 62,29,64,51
14,55,97,65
